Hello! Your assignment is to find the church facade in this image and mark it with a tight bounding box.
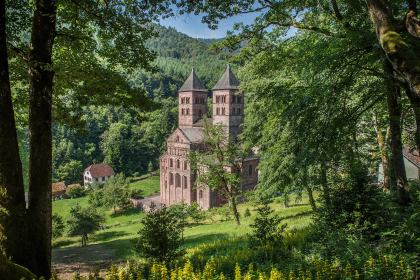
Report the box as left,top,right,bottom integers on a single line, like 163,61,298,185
159,65,259,210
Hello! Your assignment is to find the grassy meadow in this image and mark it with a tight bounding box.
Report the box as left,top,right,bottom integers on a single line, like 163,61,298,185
52,178,316,262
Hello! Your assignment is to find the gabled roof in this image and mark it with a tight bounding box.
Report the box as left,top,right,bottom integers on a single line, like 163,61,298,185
403,147,420,168
212,64,240,90
179,68,208,92
84,163,115,178
180,128,205,143
52,182,67,193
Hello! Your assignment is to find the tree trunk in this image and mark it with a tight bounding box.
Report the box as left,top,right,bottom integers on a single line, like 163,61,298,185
229,196,240,226
306,186,316,211
366,0,420,97
403,87,420,151
26,0,57,277
384,60,411,204
0,0,32,269
320,163,330,206
373,112,390,190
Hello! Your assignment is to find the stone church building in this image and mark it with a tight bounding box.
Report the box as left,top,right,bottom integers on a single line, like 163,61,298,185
159,65,259,210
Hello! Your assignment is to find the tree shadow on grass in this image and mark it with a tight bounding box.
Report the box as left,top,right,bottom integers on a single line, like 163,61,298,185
281,210,313,220
183,233,229,249
92,230,127,243
53,239,76,249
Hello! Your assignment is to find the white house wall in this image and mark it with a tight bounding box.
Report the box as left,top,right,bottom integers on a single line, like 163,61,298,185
378,157,419,183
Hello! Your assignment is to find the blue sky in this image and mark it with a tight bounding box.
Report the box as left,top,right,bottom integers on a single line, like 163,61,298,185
158,12,259,39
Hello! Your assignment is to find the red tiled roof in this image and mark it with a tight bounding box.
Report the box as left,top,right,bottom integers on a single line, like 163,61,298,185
84,163,115,178
67,183,81,188
52,182,67,193
403,147,420,168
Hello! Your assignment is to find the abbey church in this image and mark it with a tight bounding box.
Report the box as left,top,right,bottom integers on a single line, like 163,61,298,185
159,65,259,210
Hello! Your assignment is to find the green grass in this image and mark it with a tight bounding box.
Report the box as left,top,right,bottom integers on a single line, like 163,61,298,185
53,188,318,262
129,177,160,197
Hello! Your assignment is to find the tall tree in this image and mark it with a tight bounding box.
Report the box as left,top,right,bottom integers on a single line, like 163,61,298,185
1,0,176,277
187,120,252,226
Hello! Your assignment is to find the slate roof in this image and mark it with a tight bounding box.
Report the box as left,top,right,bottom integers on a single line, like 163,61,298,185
193,118,213,127
179,127,205,143
84,163,115,178
179,68,207,92
403,147,420,168
212,64,240,90
52,182,67,193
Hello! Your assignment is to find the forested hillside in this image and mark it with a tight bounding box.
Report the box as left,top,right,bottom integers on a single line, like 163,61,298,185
49,24,231,186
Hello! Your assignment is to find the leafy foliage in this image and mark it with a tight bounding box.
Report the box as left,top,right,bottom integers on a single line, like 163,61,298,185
66,205,105,247
65,184,85,199
51,213,65,240
130,203,185,263
248,201,285,248
103,173,134,214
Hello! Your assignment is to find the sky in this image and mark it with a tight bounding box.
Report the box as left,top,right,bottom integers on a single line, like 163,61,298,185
158,11,296,39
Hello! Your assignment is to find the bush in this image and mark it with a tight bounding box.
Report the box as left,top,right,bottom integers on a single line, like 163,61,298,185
248,201,285,248
65,184,84,198
66,205,105,246
130,203,185,263
52,213,65,239
188,202,206,224
244,208,251,217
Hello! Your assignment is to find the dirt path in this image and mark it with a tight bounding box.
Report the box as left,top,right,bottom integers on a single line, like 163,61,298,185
52,243,117,279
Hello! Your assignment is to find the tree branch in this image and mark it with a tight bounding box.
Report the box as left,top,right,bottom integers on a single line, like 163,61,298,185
6,42,28,64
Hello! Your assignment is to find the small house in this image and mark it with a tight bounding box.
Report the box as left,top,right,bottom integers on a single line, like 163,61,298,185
83,163,115,188
52,182,67,200
378,147,420,182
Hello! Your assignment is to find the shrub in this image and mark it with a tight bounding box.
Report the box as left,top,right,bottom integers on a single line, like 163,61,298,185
244,208,251,217
65,184,84,198
66,205,105,246
52,213,65,239
248,201,285,248
130,203,185,263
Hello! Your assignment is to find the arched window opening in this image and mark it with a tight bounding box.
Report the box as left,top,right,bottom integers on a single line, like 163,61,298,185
199,190,203,199
238,96,242,103
216,108,220,115
181,108,184,115
170,158,173,167
232,95,236,103
249,164,253,176
176,173,181,188
184,176,188,189
237,108,241,115
177,160,180,169
233,108,235,115
176,136,179,142
170,173,173,185
186,108,189,115
222,108,225,115
184,162,187,170
198,110,202,117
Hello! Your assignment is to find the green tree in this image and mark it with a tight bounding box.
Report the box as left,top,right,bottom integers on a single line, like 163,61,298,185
130,203,185,263
103,173,133,214
52,213,65,240
187,119,251,226
65,184,84,199
0,0,175,277
67,205,105,247
248,201,285,248
148,161,154,173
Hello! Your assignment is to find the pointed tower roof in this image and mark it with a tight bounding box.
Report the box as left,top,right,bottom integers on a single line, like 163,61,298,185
178,68,207,92
212,64,240,90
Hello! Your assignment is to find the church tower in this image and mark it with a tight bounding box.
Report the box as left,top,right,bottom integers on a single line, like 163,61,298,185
178,68,208,128
212,64,244,140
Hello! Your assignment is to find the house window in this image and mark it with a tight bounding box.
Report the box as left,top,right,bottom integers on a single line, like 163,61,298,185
170,159,173,167
177,160,180,169
184,162,187,170
249,164,253,176
182,108,184,115
102,177,105,181
176,173,181,188
186,108,189,115
238,96,242,103
170,173,173,185
184,176,188,189
199,190,203,199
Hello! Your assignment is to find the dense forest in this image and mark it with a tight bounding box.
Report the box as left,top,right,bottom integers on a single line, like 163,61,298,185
46,24,232,186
